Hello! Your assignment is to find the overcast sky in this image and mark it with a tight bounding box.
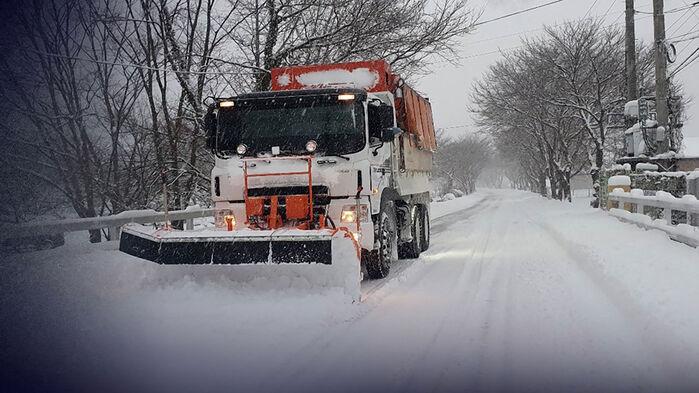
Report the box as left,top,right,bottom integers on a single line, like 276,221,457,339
417,0,699,141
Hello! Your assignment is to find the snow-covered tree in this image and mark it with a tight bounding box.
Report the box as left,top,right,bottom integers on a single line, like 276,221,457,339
434,133,492,194
473,19,626,203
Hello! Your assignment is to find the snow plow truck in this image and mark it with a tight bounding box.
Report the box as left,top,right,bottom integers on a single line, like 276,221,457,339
119,60,437,299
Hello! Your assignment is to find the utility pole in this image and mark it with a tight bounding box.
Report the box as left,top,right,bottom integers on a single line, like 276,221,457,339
653,0,669,153
626,0,638,102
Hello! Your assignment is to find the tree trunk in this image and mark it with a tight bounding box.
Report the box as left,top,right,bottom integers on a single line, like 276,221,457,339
538,172,547,197
590,146,604,208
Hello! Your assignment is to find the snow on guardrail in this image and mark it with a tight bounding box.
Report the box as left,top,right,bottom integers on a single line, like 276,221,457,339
608,189,699,248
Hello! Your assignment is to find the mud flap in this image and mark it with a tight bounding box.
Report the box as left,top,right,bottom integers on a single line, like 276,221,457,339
119,225,361,300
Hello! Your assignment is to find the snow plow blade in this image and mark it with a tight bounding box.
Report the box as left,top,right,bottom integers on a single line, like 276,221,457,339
119,224,361,300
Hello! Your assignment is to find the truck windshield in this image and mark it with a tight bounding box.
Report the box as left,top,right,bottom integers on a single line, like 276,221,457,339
216,96,366,156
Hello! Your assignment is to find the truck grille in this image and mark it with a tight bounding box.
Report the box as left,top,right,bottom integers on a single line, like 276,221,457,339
247,186,330,205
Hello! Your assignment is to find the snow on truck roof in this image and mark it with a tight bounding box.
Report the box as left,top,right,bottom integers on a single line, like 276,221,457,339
233,87,367,100
270,60,394,93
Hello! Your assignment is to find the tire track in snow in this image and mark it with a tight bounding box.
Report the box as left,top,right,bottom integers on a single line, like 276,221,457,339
389,198,500,392
254,196,493,392
360,197,491,302
415,195,515,393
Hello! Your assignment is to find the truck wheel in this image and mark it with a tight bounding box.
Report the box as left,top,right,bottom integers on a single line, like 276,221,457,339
420,205,430,252
399,206,422,259
366,201,398,279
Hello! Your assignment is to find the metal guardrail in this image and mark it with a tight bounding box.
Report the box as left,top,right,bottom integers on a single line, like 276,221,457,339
0,207,214,241
608,190,699,248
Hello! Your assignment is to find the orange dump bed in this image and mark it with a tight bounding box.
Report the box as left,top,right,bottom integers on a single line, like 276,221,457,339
395,84,437,152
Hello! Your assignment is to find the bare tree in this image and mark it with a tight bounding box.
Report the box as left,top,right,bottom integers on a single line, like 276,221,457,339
230,0,478,90
472,20,624,203
434,133,492,194
0,0,110,241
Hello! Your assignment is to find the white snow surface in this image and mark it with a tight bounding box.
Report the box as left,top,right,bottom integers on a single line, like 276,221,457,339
607,175,631,186
3,190,699,392
636,163,658,171
624,100,638,118
610,208,699,247
430,191,484,219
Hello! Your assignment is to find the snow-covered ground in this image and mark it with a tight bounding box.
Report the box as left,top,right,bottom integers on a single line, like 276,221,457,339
2,189,699,392
430,191,485,219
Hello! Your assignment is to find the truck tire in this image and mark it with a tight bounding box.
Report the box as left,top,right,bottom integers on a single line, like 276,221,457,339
366,200,398,279
399,205,422,259
420,205,430,252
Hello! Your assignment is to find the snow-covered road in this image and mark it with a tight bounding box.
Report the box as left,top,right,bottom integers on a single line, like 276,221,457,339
3,190,699,392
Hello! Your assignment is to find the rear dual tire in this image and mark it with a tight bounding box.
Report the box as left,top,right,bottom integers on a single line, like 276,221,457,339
420,206,430,252
399,206,422,259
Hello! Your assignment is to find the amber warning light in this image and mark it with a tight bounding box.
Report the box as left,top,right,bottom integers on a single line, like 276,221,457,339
225,215,236,231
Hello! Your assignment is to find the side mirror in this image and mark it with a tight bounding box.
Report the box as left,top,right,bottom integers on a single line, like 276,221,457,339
381,127,403,143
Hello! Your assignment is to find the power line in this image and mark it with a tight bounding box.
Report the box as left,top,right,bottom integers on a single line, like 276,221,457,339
668,28,699,40
671,33,699,43
600,0,617,21
468,8,653,49
667,7,696,35
635,2,699,15
455,15,653,63
474,0,568,27
670,46,699,75
437,124,476,130
12,47,256,76
469,9,628,46
461,47,520,60
583,0,601,19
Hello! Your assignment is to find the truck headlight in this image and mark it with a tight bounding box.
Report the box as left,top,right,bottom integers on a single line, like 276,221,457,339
306,140,317,153
236,144,248,155
341,205,369,223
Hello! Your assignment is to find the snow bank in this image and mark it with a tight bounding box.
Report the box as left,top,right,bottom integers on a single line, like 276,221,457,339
608,175,631,187
636,163,658,171
642,171,686,178
430,192,484,219
1,238,362,391
610,208,699,247
536,195,699,372
609,163,631,172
